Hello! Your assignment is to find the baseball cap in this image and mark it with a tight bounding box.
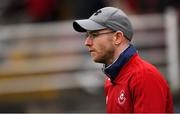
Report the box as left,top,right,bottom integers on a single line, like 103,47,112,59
73,7,133,41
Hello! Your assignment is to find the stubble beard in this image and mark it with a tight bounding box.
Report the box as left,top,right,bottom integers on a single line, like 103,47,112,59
92,49,115,65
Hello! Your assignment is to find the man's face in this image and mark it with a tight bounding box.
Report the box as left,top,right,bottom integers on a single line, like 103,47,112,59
84,29,115,65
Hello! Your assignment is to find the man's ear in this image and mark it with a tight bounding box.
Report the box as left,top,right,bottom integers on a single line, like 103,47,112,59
113,31,124,45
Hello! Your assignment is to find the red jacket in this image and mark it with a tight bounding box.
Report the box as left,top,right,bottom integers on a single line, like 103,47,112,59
103,45,173,113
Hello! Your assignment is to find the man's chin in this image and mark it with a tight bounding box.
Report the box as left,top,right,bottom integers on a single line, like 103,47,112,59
92,58,104,64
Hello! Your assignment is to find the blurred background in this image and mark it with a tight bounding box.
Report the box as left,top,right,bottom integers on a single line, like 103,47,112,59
0,0,179,113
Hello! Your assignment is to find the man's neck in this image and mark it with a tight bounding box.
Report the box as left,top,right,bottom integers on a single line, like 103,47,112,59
105,43,130,66
114,43,130,62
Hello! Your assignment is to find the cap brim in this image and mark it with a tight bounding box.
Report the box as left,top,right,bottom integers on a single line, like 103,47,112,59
73,19,106,32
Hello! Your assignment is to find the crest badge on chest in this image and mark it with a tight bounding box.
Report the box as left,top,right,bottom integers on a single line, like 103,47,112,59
118,90,126,105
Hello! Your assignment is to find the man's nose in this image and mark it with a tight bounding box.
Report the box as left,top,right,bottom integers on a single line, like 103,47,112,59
85,37,93,46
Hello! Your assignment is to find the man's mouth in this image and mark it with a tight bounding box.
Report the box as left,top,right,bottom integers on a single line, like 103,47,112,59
88,49,94,52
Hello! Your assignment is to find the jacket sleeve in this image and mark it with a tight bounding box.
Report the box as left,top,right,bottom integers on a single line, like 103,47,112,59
130,71,173,113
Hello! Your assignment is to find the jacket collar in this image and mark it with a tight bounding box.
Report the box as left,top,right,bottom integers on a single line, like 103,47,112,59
102,44,136,81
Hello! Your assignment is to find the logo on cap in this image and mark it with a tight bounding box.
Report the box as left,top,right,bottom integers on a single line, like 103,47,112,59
94,10,102,16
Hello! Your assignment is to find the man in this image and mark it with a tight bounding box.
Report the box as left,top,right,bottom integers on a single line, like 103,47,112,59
73,7,173,113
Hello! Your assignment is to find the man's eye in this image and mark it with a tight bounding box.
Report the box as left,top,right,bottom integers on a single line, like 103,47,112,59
92,33,98,37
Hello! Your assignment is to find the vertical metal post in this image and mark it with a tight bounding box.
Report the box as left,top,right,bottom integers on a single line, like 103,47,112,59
165,8,180,93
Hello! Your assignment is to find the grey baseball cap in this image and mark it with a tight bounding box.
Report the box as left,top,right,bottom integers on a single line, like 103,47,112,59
73,7,133,41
